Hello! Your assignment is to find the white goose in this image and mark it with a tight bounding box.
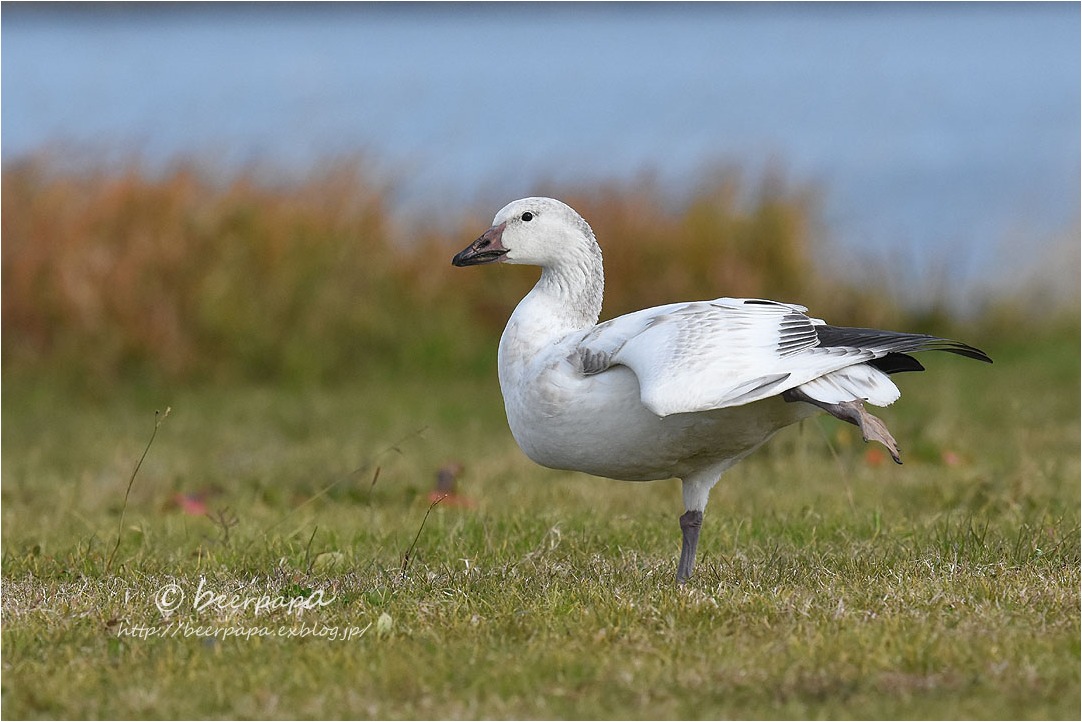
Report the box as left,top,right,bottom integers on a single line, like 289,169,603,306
452,197,991,582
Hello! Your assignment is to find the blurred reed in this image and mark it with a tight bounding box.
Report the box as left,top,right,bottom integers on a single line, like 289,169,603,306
1,155,1025,387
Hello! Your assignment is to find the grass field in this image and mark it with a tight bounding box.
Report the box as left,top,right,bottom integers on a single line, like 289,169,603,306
2,327,1078,719
2,158,1078,718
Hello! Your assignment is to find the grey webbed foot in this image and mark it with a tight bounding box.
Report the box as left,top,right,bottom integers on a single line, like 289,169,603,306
783,388,902,463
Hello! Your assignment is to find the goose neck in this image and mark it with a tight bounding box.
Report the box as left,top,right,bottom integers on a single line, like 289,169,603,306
532,249,604,331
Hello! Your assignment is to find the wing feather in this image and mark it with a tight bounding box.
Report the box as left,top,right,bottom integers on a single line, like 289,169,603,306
591,298,873,416
570,297,989,418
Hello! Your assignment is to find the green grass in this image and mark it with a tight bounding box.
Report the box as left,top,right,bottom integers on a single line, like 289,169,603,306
2,330,1079,719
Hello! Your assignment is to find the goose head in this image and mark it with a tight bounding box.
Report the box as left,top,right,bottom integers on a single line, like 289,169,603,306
452,197,599,269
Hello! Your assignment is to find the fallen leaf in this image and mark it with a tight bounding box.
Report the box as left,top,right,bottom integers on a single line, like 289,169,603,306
864,447,886,467
941,450,963,467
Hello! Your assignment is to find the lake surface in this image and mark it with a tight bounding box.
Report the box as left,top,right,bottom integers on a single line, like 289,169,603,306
3,3,1078,293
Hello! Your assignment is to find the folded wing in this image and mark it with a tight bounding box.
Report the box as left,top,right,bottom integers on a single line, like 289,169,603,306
574,298,990,418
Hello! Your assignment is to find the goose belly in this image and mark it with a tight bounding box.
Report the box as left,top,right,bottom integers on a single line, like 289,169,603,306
500,364,811,482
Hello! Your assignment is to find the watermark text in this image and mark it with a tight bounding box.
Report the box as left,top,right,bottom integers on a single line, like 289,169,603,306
117,620,370,642
153,578,336,617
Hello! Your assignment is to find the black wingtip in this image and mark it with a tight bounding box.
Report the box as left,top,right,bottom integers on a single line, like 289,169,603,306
869,352,926,375
813,325,992,365
935,341,993,364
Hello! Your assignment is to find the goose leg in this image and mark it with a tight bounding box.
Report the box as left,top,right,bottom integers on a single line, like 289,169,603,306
782,387,902,463
678,471,721,583
677,509,703,584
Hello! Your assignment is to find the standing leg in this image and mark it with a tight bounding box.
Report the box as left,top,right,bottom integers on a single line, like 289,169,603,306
677,470,723,584
677,510,703,583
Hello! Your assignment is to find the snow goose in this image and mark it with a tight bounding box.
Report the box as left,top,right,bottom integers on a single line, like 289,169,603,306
452,197,992,583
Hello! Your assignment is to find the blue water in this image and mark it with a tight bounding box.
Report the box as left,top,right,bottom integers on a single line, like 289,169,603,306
2,3,1078,291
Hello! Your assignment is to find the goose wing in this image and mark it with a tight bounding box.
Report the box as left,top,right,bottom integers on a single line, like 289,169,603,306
573,297,989,417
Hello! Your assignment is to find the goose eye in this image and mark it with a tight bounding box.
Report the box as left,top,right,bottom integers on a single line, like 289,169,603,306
521,212,534,222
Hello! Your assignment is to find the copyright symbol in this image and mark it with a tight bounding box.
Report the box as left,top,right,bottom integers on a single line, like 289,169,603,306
155,582,184,614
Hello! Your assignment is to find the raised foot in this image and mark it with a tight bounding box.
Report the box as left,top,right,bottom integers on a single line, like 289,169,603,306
783,388,902,464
